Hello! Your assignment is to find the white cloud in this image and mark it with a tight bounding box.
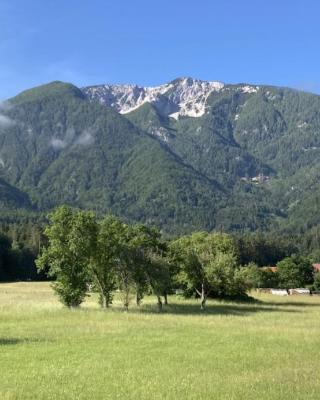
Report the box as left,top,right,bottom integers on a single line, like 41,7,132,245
0,114,14,128
0,101,14,128
65,126,76,142
75,130,94,146
50,127,94,150
50,138,67,150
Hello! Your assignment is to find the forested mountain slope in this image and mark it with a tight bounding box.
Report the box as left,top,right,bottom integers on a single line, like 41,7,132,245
1,78,320,234
0,82,226,233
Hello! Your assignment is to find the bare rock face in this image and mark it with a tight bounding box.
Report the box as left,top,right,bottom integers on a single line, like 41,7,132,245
83,77,227,119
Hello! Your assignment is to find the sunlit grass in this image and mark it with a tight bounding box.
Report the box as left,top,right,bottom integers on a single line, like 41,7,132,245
0,282,320,399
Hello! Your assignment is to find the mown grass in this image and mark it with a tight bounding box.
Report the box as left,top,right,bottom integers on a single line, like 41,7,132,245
0,282,320,399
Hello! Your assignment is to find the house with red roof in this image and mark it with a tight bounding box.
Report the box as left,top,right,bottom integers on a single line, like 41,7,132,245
312,263,320,273
262,266,277,273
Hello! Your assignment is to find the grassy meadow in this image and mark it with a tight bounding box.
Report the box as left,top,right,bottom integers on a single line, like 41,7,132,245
0,282,320,399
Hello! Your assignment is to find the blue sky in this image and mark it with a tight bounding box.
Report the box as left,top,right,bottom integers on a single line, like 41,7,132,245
1,0,320,99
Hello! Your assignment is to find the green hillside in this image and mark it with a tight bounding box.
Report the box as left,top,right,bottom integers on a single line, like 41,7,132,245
0,82,225,233
0,178,32,211
1,80,320,234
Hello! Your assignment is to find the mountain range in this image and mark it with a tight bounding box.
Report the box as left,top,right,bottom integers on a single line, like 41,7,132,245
1,77,320,234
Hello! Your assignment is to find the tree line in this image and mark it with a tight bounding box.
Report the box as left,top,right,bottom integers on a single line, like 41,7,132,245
1,206,320,309
0,221,45,281
32,206,320,310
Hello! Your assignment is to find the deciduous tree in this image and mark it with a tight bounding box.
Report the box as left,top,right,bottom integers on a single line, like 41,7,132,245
36,206,96,307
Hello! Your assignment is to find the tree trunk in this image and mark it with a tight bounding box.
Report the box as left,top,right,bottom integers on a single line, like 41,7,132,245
157,295,163,311
124,291,129,311
200,283,206,310
136,291,141,306
101,294,107,309
124,294,129,311
100,288,112,308
122,276,130,311
164,293,168,305
200,296,206,310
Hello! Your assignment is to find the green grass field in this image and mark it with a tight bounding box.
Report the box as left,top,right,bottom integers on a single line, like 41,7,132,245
1,282,320,399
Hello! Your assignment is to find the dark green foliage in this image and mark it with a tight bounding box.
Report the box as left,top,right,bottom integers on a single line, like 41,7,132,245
129,224,170,306
259,268,280,289
0,233,11,280
313,273,320,291
236,263,262,290
0,222,44,281
89,216,119,308
235,234,297,267
0,178,32,211
277,256,314,289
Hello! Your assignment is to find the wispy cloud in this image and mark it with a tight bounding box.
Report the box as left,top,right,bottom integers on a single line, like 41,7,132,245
0,101,14,128
0,114,14,127
75,130,95,146
50,138,67,150
50,128,95,150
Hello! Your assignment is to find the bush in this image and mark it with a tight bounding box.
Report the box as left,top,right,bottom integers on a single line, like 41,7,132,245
313,272,320,291
259,268,279,288
277,256,313,289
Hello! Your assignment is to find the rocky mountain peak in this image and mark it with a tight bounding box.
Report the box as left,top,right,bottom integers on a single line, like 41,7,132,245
83,77,225,119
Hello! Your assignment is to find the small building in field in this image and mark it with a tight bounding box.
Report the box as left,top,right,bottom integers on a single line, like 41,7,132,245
256,288,272,293
289,288,310,295
271,289,288,296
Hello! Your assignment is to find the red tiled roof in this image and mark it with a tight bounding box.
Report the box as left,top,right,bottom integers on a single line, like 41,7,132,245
312,263,320,272
262,266,277,272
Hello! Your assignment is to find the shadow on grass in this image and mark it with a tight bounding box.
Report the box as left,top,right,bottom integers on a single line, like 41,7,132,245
0,337,48,346
257,301,320,307
128,302,300,317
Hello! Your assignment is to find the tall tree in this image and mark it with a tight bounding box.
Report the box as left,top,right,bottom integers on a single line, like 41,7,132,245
129,224,168,307
89,216,120,308
107,221,137,311
171,232,239,309
36,206,96,307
